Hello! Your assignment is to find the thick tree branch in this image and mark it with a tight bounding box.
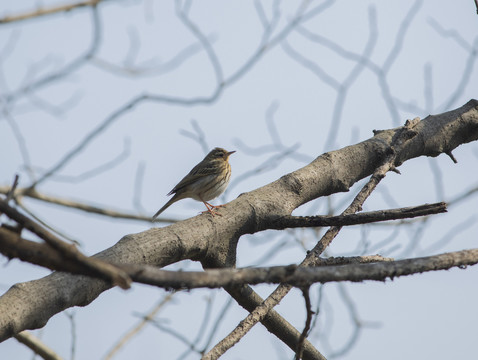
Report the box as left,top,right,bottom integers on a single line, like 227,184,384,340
0,203,440,284
3,224,475,290
114,249,478,289
0,227,86,273
221,284,326,360
0,100,477,344
0,200,131,289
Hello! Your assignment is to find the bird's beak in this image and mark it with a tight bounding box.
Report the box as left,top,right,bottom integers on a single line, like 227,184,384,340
227,150,236,157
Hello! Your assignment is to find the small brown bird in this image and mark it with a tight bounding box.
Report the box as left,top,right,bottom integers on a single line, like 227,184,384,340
152,147,235,220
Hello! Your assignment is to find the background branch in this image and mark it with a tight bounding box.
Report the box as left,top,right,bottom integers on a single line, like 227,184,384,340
14,331,62,360
0,0,104,24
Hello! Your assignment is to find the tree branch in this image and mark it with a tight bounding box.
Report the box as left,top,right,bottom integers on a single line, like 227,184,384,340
14,331,62,360
0,200,131,289
271,202,446,229
295,287,313,360
206,111,426,358
0,100,477,344
116,249,478,289
3,225,475,289
0,186,177,224
0,0,105,24
0,201,440,282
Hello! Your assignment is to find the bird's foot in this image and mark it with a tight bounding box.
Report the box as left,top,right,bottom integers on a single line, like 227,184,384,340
201,203,225,216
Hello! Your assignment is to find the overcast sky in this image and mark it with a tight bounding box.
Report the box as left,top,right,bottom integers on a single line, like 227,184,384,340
1,1,478,359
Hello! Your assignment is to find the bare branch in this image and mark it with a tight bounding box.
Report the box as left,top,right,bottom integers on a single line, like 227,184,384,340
14,331,62,360
0,0,104,24
5,174,19,202
3,110,35,181
15,201,81,245
0,100,476,344
112,249,478,288
0,186,177,224
64,311,77,360
179,119,209,154
90,35,217,77
295,287,313,360
271,202,447,230
292,1,423,126
283,5,378,151
7,236,474,290
27,138,131,184
448,184,478,206
175,0,224,87
206,284,326,360
0,200,132,289
21,1,331,190
103,293,176,360
327,283,380,358
427,18,473,51
4,6,102,105
198,298,234,357
440,38,478,111
2,1,477,357
210,112,426,357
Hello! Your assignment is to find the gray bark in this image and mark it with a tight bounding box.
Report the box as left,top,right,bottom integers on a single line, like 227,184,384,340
1,99,477,343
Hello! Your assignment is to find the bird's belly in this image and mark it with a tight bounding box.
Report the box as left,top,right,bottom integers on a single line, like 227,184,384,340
190,174,230,202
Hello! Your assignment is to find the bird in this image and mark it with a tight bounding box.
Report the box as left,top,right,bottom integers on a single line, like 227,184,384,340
152,147,235,220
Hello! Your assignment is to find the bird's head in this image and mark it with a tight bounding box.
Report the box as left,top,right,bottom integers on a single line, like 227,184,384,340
207,147,236,162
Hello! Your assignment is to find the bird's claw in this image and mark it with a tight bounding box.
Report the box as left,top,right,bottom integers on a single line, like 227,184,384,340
201,203,226,216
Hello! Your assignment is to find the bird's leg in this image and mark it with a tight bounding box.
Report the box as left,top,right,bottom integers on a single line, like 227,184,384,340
201,201,224,216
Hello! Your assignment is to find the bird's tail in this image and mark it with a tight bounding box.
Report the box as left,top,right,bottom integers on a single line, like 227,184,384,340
152,195,180,221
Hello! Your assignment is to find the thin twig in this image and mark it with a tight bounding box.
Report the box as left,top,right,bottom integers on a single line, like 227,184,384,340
0,186,177,224
14,331,62,360
295,287,313,360
90,34,218,77
0,0,104,24
65,311,77,360
19,0,328,192
5,174,19,202
4,6,101,106
103,293,176,360
200,298,234,355
27,138,131,183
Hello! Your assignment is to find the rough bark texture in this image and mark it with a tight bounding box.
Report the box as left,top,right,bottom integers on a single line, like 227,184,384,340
0,100,477,343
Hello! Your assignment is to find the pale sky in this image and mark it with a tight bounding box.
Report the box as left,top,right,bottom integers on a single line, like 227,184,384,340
1,1,478,359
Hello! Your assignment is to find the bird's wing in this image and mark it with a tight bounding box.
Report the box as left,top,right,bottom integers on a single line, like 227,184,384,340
167,158,222,195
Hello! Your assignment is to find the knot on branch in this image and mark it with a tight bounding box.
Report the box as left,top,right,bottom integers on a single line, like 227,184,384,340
280,173,303,196
391,117,420,147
